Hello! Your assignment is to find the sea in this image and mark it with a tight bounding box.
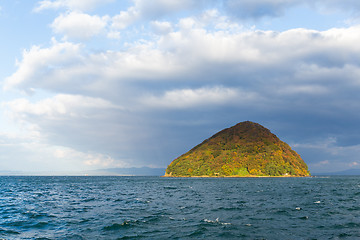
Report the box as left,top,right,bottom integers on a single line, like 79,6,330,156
0,176,359,240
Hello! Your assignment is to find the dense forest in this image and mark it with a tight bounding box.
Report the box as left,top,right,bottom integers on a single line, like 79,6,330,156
165,121,310,177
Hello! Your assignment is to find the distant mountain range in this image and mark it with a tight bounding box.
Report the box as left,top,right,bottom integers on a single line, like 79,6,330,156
88,167,166,176
0,167,166,176
313,169,360,176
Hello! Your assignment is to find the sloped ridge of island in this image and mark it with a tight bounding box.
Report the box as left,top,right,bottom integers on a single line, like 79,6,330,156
165,121,310,177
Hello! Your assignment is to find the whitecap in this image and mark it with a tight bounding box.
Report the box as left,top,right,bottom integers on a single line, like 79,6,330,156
295,207,301,210
314,201,321,204
204,218,231,225
204,218,215,223
221,221,231,225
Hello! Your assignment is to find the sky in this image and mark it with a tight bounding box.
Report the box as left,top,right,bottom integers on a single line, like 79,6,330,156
1,0,360,174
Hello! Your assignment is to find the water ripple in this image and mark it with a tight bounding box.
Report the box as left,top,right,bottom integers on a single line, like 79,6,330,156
0,176,359,239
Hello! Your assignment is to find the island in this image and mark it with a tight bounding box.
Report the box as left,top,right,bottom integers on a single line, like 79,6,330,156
165,121,310,177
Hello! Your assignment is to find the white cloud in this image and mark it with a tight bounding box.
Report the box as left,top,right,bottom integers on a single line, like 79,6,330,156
200,9,243,32
0,131,127,172
34,0,63,11
5,23,360,108
51,12,109,40
4,94,120,120
3,93,121,159
4,39,83,92
4,38,184,96
2,93,155,168
53,147,126,168
143,86,259,109
51,147,126,169
107,31,121,39
34,0,115,12
111,7,139,30
150,21,173,35
111,0,201,29
348,161,359,167
82,153,116,167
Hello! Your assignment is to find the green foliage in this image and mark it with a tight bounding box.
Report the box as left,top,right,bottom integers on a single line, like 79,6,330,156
166,121,310,177
233,167,249,176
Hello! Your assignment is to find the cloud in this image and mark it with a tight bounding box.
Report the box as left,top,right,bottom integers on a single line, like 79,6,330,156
224,0,300,19
2,93,160,167
111,0,205,29
7,21,360,91
133,0,198,19
4,38,185,98
107,31,121,39
0,131,127,172
52,147,125,168
4,39,83,93
294,138,360,172
319,0,360,12
221,0,360,20
34,0,115,12
6,22,360,113
51,12,109,40
150,21,173,35
143,86,259,109
33,0,360,22
4,94,121,120
315,160,330,166
5,6,360,171
348,161,360,167
111,8,138,30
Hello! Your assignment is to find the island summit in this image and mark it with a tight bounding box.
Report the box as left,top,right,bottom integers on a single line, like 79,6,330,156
165,121,310,177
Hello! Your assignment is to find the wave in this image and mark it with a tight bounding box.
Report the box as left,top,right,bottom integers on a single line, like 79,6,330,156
1,176,360,239
0,228,20,235
203,218,231,225
103,220,132,231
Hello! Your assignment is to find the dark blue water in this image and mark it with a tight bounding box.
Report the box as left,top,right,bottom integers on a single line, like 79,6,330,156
0,176,359,239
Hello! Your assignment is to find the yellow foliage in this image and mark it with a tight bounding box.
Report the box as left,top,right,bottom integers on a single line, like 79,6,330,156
249,169,258,175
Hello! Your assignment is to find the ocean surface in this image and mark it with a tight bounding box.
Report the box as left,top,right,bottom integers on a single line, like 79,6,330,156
0,176,359,240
